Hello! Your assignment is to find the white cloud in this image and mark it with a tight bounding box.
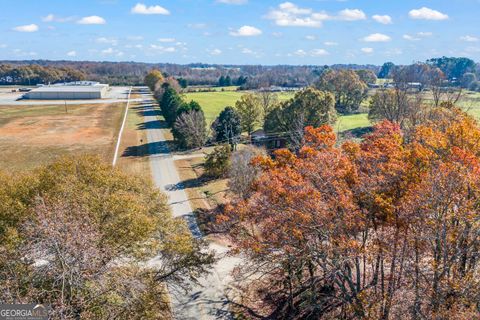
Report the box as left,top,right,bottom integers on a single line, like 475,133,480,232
131,3,170,15
126,35,144,41
265,2,328,28
293,49,307,57
403,32,433,41
96,37,118,45
461,35,479,42
209,48,222,55
337,9,367,21
272,32,283,38
418,32,433,37
150,44,176,53
0,44,8,48
310,49,329,56
77,16,106,25
265,3,368,28
217,0,247,4
403,34,420,41
101,48,115,54
362,33,391,42
409,7,448,20
42,14,73,23
100,48,125,57
305,35,316,40
361,47,374,53
42,14,55,22
324,41,338,46
13,24,39,32
67,51,77,57
372,14,392,24
292,48,328,57
158,38,176,43
230,25,262,37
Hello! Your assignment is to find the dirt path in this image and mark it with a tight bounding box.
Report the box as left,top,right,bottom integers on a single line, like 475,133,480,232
140,88,242,319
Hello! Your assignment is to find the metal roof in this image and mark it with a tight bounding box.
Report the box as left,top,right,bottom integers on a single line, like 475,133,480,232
29,86,106,93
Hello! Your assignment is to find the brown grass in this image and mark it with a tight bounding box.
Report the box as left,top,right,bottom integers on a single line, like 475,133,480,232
0,103,124,171
115,100,151,179
175,155,229,211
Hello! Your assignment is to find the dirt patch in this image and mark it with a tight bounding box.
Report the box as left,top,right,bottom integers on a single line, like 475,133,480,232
0,104,124,171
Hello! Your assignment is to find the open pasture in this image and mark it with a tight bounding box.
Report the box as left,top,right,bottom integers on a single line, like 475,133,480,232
184,90,371,132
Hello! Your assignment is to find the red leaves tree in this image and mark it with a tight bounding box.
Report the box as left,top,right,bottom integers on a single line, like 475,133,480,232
224,109,480,319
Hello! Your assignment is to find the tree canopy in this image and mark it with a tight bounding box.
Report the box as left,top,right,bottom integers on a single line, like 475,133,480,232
0,155,213,319
315,69,368,114
212,106,242,148
223,108,480,319
264,87,336,149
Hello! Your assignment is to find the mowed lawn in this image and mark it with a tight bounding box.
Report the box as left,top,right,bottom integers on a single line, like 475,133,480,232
0,103,124,171
184,90,371,132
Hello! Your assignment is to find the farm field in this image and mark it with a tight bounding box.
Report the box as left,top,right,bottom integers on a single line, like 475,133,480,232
183,90,294,124
184,90,371,132
0,103,124,171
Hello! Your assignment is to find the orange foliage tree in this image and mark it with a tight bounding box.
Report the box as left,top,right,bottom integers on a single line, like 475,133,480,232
222,108,480,319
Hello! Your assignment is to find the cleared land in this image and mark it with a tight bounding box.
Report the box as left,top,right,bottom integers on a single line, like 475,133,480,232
0,103,124,170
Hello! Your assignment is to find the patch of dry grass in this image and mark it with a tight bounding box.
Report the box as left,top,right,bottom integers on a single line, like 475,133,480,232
0,103,124,171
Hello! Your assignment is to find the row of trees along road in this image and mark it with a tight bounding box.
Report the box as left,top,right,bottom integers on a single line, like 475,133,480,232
146,70,208,149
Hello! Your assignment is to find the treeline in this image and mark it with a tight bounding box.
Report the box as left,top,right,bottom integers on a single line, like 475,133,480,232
0,64,86,85
379,57,480,90
2,57,479,89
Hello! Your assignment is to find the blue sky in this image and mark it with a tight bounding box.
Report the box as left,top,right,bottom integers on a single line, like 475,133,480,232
0,0,479,65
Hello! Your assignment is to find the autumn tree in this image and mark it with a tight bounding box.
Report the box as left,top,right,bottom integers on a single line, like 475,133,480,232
264,87,336,149
356,69,378,84
235,93,262,136
0,156,213,319
227,146,265,200
145,69,164,91
315,69,368,114
223,108,480,319
173,109,207,149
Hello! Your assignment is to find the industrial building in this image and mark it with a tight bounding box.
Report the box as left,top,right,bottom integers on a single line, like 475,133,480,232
24,82,109,100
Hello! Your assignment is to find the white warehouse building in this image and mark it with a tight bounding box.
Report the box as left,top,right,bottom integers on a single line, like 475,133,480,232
24,82,109,100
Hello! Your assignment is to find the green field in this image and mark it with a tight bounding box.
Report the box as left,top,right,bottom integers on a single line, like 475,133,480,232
184,90,371,132
183,90,294,124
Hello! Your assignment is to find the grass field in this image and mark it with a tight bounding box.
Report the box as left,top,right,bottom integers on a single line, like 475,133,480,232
0,103,124,171
184,90,371,132
183,91,294,124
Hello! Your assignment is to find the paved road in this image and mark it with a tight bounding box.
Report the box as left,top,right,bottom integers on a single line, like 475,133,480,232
140,89,241,319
